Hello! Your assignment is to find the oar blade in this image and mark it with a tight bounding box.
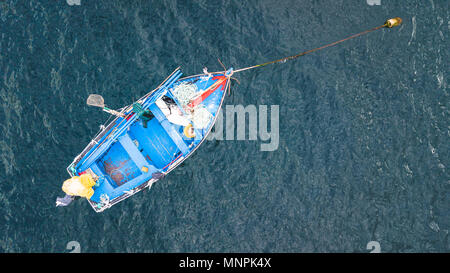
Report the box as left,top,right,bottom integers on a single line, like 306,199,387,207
87,94,105,108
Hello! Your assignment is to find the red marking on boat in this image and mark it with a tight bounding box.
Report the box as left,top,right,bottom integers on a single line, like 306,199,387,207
126,113,135,121
187,76,227,108
162,153,183,170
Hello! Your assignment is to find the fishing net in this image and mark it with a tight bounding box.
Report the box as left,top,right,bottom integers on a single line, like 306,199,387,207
191,105,212,129
170,82,212,128
170,82,199,107
86,94,105,107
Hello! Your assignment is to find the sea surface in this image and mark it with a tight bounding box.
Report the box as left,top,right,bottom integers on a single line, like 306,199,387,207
0,0,448,252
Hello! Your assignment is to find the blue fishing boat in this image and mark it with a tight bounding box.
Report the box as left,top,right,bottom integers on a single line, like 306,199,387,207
57,67,234,212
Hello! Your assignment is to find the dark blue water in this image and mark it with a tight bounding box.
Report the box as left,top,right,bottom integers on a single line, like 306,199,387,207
0,0,448,252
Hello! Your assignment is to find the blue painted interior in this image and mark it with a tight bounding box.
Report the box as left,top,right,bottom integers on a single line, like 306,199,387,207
128,119,178,169
97,141,142,187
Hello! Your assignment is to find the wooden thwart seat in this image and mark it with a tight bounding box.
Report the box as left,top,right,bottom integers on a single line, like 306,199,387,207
118,134,157,174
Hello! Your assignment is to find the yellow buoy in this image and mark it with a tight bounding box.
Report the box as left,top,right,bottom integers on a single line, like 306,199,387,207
385,17,402,28
183,124,195,138
62,173,96,199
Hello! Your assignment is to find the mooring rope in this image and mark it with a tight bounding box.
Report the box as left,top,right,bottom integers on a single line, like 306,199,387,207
233,18,402,73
